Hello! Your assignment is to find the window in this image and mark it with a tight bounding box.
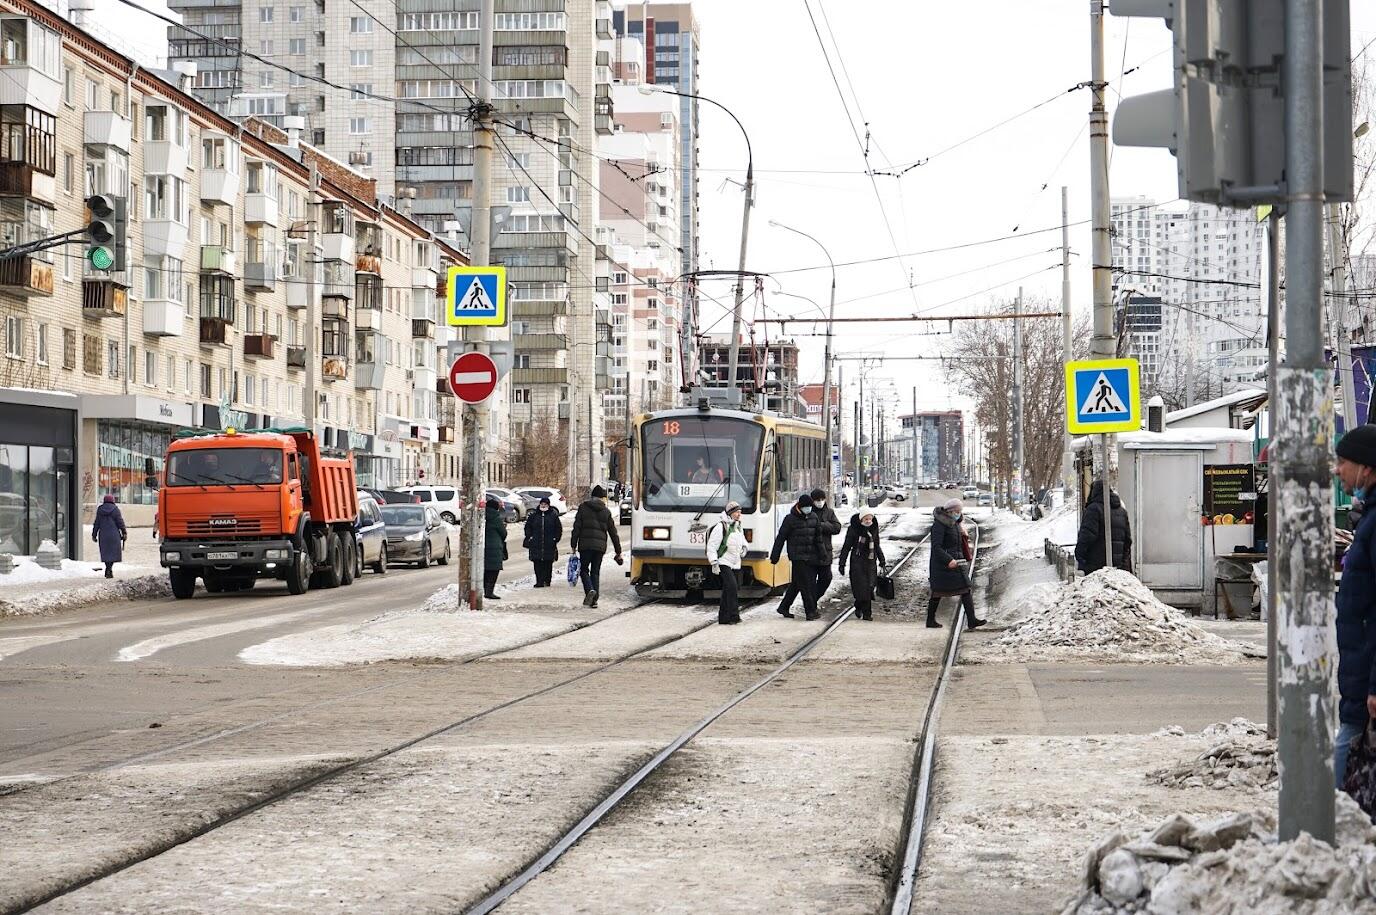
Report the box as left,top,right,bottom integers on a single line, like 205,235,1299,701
107,339,120,379
349,49,373,67
62,66,72,106
260,71,275,89
289,5,302,21
4,315,21,358
166,355,175,391
34,322,47,365
259,39,274,55
506,186,530,203
84,79,98,111
288,37,305,55
349,15,372,32
514,388,531,404
349,83,373,101
349,117,369,135
144,350,156,387
62,327,74,370
514,354,531,369
62,152,72,192
258,6,273,21
144,175,187,223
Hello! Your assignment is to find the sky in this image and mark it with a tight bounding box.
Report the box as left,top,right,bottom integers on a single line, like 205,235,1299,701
87,0,1376,426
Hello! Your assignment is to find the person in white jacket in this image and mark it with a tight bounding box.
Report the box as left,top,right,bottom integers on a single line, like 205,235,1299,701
706,501,748,625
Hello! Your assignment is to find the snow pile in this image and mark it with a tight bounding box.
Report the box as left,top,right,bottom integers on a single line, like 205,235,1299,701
993,501,1079,558
1152,718,1268,740
1062,793,1376,914
882,509,931,541
0,574,170,617
1147,740,1277,791
0,554,147,584
984,568,1258,664
422,583,461,613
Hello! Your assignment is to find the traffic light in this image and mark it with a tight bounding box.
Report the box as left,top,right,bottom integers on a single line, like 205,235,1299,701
85,194,126,272
1111,0,1352,207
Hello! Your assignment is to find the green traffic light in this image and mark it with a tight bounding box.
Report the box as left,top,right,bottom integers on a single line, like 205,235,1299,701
88,246,114,270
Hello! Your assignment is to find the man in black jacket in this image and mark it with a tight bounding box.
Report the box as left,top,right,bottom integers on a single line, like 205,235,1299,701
571,485,622,608
809,487,842,599
1074,480,1133,575
769,493,823,620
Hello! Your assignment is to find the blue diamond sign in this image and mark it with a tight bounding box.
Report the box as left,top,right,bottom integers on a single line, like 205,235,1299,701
1065,358,1141,434
446,265,507,327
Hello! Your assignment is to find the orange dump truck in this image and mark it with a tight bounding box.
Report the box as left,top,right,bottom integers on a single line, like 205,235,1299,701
157,427,359,599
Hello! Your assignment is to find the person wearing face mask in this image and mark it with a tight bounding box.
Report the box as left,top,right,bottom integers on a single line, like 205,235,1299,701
523,496,563,587
707,501,748,625
809,487,842,598
769,492,823,620
1074,480,1133,575
927,498,984,629
839,510,886,620
1333,424,1376,786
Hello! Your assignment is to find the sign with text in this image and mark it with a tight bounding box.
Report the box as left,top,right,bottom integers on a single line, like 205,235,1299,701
1202,463,1256,525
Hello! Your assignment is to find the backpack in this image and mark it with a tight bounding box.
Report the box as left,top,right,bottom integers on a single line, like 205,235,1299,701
712,521,734,560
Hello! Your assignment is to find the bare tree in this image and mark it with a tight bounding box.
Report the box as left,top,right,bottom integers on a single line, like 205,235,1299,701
944,299,1092,500
508,415,570,487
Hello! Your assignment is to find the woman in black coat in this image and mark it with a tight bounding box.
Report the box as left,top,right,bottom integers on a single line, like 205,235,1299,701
838,511,886,620
483,499,508,599
927,500,985,630
524,497,562,587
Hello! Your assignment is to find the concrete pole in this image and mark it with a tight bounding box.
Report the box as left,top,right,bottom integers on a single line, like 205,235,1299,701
1013,288,1024,504
304,164,319,437
1276,0,1334,844
823,270,836,485
910,387,918,503
726,167,754,403
1062,186,1075,498
1090,0,1114,571
1266,208,1281,741
459,0,495,610
1328,204,1358,431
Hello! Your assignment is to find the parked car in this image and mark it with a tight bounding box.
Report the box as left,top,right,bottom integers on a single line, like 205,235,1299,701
400,485,463,524
977,491,994,507
380,504,451,567
619,494,632,524
354,493,388,575
961,487,979,500
367,488,421,506
512,486,569,515
486,486,526,521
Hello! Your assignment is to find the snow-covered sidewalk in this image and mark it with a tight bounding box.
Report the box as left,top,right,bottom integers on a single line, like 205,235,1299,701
0,530,166,617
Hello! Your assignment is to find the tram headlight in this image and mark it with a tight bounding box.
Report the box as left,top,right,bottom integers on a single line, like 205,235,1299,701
644,526,671,541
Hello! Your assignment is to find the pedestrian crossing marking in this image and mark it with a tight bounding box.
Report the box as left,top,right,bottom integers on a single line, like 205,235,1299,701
1064,358,1141,434
1079,372,1129,415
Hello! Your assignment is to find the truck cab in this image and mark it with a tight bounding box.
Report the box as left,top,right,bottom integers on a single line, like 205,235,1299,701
158,427,359,599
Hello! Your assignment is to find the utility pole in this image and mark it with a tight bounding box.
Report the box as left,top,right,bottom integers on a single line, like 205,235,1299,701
910,387,918,503
1090,0,1114,570
858,369,865,485
726,165,755,403
1328,203,1358,431
459,0,495,610
1012,288,1024,505
1061,186,1074,499
1266,207,1281,741
304,164,320,438
1274,0,1335,845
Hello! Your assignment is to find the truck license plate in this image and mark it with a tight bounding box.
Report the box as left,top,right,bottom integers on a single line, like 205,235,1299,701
687,531,705,544
207,551,238,560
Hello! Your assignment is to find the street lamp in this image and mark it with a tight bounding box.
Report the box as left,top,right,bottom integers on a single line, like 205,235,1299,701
639,82,753,402
768,220,837,485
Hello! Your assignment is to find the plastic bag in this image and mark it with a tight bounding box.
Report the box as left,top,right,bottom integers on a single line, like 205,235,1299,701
566,553,581,586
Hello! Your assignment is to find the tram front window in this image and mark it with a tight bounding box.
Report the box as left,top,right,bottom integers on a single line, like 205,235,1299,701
641,416,763,513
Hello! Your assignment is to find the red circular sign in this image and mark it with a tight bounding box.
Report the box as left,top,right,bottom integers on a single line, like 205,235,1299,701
449,351,500,404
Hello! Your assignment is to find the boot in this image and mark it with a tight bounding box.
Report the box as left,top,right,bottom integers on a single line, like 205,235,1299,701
485,591,502,600
967,617,986,629
926,617,942,628
776,605,794,619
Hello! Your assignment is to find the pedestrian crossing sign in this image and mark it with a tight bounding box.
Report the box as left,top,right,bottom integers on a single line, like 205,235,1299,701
1064,358,1141,434
446,265,507,327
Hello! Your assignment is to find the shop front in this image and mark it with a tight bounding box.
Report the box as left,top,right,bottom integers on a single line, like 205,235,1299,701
83,394,196,526
0,390,80,558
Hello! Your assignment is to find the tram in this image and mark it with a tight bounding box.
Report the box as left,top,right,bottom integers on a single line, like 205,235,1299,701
628,402,829,599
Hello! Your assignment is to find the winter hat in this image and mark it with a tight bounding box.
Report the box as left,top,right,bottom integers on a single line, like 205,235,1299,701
942,497,963,512
1338,424,1376,468
724,500,742,515
797,493,815,508
102,494,116,503
538,497,551,507
591,484,607,499
810,488,827,502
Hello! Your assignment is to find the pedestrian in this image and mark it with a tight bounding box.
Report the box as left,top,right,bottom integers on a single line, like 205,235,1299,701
483,497,508,599
91,493,127,579
706,500,748,625
810,487,842,599
927,498,984,629
838,510,886,620
523,496,562,587
571,484,622,608
1333,424,1376,785
769,492,823,620
1074,480,1133,575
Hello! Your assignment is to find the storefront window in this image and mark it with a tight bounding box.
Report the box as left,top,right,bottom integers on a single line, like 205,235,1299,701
0,442,28,553
96,421,173,506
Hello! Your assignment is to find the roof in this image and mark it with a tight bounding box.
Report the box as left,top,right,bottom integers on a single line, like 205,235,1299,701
1165,388,1267,423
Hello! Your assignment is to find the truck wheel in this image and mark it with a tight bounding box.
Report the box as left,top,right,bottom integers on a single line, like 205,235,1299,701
169,568,196,599
437,540,450,566
321,532,344,589
287,549,310,595
372,545,388,575
341,536,357,586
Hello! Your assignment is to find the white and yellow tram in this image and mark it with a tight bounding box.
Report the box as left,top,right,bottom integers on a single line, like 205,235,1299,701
629,404,829,598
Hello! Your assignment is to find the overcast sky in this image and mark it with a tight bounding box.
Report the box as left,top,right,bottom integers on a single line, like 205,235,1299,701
92,0,1376,423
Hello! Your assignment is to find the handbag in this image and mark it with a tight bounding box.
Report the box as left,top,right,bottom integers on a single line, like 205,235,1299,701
875,573,896,601
566,553,581,585
1342,720,1376,818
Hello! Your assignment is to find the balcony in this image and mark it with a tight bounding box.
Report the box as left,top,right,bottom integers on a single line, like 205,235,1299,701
245,192,278,226
511,367,568,385
245,260,276,291
144,139,189,176
435,377,452,396
200,164,239,206
512,299,568,317
286,279,310,310
356,273,382,310
0,254,52,296
0,29,60,112
83,111,132,152
322,231,354,264
200,244,237,275
143,219,188,259
413,365,437,394
243,333,275,359
286,345,306,370
322,356,348,381
353,359,383,390
322,297,349,319
199,316,230,346
354,306,381,330
0,163,54,203
355,253,381,275
411,267,436,289
438,424,455,444
519,333,568,350
142,298,185,336
411,318,434,339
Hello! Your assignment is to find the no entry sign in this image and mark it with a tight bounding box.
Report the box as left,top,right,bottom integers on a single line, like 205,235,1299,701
448,351,499,404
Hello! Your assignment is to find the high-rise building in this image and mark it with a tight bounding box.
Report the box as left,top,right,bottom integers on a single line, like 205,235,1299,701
901,412,963,482
699,336,801,417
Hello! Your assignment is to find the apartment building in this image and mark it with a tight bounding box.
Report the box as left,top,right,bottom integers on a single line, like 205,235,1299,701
698,336,801,417
0,0,467,558
900,411,963,483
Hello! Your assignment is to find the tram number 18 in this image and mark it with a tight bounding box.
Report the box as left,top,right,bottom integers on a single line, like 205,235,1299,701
678,484,693,497
662,421,681,436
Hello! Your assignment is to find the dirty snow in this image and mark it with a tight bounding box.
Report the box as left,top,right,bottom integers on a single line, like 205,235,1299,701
238,608,574,666
0,554,148,584
0,574,170,618
969,568,1259,665
1147,740,1276,791
1152,718,1268,740
990,501,1079,560
1063,792,1376,914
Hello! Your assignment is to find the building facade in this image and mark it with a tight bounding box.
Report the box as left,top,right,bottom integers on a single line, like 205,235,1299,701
0,0,468,556
901,411,963,483
699,335,801,417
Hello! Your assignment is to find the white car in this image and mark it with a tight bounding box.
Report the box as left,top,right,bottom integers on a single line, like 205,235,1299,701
399,485,463,524
513,486,570,515
962,487,979,500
